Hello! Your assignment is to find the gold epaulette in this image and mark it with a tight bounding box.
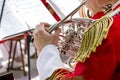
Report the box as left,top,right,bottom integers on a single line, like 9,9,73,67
74,16,113,63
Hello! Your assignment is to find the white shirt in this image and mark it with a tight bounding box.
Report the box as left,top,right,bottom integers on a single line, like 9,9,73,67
36,45,65,80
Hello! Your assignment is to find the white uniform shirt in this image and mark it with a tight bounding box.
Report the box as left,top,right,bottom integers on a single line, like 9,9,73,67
36,45,65,80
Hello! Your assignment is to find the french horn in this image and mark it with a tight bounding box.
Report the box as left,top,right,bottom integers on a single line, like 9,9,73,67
52,18,94,68
47,0,94,68
56,18,93,57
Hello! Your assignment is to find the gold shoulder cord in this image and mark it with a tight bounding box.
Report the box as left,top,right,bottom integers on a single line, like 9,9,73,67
74,16,113,62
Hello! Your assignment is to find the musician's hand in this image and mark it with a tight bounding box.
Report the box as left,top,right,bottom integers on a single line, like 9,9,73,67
33,22,61,55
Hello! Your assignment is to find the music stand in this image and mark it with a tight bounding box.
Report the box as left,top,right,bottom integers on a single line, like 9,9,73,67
0,0,33,79
2,29,33,80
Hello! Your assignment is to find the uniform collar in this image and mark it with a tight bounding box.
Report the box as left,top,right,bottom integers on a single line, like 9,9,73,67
92,1,120,19
92,12,104,19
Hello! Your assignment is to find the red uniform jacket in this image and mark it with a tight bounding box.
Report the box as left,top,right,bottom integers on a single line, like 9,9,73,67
47,5,120,80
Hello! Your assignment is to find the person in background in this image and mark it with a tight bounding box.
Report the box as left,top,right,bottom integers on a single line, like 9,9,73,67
33,0,120,80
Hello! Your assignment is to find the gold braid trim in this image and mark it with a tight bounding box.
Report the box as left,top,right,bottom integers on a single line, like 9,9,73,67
46,68,83,80
74,16,113,63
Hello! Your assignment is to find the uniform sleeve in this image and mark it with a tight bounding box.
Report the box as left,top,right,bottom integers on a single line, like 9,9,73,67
46,62,85,80
36,44,65,80
46,68,83,80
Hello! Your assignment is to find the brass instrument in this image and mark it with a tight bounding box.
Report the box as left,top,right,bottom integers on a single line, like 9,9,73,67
48,0,89,33
56,18,94,69
47,0,95,68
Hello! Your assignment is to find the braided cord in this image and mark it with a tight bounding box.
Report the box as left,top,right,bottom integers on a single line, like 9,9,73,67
74,16,113,62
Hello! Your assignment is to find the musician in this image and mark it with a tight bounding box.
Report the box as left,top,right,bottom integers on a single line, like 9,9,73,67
33,0,120,80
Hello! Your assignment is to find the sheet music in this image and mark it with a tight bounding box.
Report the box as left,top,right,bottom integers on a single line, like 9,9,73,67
11,0,56,27
47,0,81,19
0,0,56,40
0,0,28,40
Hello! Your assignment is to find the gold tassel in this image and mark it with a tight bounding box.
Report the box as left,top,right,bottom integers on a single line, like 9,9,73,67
74,16,113,62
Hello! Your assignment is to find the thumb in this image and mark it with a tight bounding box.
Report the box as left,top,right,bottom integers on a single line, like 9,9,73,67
54,28,61,38
52,28,61,46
